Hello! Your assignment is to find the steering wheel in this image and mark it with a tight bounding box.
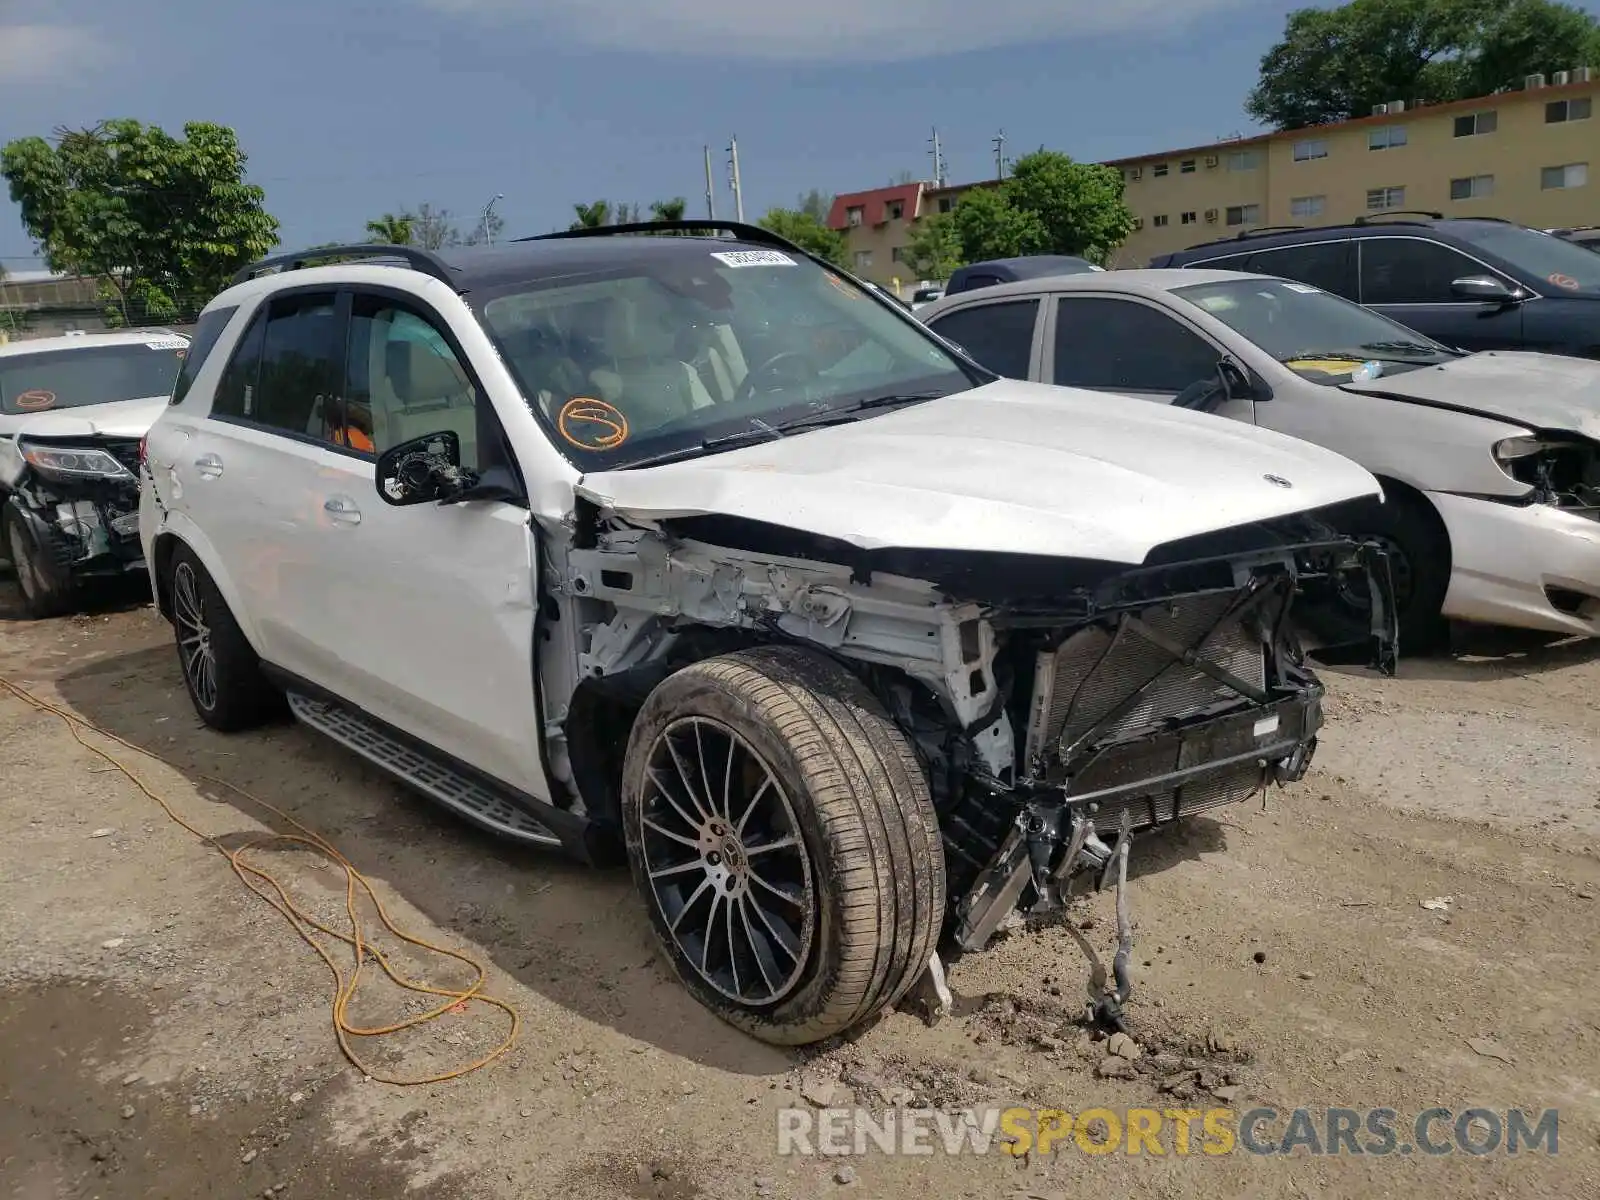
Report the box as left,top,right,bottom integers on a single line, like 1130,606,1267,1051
732,350,813,404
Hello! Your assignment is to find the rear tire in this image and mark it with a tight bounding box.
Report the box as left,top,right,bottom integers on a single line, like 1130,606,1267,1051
1332,489,1452,654
3,502,76,619
166,543,282,731
621,645,945,1046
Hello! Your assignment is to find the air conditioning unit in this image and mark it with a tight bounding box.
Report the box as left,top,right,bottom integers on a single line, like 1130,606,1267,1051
1553,70,1571,86
1128,167,1143,181
1204,208,1219,223
1387,99,1406,113
1526,73,1547,89
1132,217,1145,230
1573,66,1594,83
1204,155,1219,168
1371,103,1388,115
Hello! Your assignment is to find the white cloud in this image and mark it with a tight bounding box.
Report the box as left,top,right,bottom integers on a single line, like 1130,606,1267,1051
0,24,108,85
418,0,1252,61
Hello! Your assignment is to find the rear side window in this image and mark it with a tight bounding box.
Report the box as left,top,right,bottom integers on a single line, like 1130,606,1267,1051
170,306,237,405
1359,238,1484,304
1053,297,1219,392
926,300,1039,378
1245,242,1357,298
1191,252,1254,271
211,292,341,441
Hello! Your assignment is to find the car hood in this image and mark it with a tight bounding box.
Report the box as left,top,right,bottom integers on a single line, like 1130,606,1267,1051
0,395,168,441
1340,351,1600,441
576,379,1380,564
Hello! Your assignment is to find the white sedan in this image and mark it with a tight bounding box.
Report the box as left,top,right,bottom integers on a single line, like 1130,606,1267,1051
919,269,1600,647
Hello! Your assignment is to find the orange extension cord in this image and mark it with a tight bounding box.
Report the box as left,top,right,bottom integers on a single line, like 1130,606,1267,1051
0,674,519,1086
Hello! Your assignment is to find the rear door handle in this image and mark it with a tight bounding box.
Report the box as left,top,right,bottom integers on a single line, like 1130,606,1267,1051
193,453,223,479
323,495,362,526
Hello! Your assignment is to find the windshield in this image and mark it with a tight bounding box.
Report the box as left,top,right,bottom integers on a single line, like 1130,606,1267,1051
1450,223,1600,294
1172,277,1457,383
476,246,979,469
0,339,188,416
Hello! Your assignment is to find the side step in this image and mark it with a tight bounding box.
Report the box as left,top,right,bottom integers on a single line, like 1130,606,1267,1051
286,692,563,848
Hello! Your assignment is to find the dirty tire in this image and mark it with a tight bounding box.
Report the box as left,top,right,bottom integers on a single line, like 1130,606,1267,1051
166,542,282,732
4,501,77,619
1334,490,1452,653
621,645,945,1046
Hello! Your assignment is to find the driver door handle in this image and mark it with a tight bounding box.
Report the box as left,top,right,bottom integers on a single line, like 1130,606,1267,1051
323,495,362,526
193,453,223,479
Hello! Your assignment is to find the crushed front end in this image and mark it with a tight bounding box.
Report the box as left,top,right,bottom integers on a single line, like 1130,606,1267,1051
0,435,146,580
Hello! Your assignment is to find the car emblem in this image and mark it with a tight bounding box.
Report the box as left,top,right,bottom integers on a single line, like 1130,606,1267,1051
1263,474,1293,488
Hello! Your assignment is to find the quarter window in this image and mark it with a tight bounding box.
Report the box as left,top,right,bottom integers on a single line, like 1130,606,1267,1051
1359,238,1485,305
926,300,1039,379
170,305,237,405
1052,297,1219,393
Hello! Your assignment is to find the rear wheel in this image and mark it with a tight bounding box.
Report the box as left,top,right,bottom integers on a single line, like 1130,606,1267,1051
166,543,282,731
621,645,945,1046
3,503,75,619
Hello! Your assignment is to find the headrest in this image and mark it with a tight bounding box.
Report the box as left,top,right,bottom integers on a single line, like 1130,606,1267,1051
386,339,468,404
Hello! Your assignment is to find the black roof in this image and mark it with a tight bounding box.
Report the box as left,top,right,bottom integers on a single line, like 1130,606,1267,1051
230,220,812,292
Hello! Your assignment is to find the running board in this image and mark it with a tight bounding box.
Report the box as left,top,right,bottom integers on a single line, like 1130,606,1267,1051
286,691,563,848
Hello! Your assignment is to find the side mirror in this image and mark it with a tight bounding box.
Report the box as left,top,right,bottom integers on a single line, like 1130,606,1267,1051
375,431,473,506
1450,274,1517,303
1218,358,1259,401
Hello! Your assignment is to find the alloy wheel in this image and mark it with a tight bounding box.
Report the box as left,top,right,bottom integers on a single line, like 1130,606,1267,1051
638,716,816,1006
172,561,218,711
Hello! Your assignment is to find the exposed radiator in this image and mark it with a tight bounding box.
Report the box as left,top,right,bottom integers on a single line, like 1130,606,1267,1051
1023,592,1266,779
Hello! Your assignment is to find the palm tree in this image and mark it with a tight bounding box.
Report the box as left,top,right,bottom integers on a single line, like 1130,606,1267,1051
365,213,415,245
569,201,610,230
650,197,687,222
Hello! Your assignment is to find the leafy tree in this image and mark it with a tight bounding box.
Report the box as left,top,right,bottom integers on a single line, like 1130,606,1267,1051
411,202,462,250
949,185,1045,263
464,208,505,246
650,197,688,222
757,207,848,266
570,200,610,230
797,189,832,223
1247,0,1600,130
1,119,279,324
614,201,642,225
946,152,1135,266
900,211,964,281
365,212,415,245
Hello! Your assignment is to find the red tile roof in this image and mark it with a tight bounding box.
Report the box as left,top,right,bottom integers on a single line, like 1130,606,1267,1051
826,183,925,230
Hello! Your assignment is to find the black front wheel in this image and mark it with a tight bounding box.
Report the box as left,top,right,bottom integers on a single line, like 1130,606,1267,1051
3,502,75,619
165,543,283,731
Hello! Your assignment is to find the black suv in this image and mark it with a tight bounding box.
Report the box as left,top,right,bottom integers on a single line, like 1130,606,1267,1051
1151,214,1600,359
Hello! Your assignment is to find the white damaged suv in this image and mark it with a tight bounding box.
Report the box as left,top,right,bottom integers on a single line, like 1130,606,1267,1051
139,222,1396,1045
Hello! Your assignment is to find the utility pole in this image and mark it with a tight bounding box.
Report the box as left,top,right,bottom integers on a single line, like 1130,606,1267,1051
928,127,945,188
703,146,716,219
992,130,1007,180
726,136,745,223
480,193,503,245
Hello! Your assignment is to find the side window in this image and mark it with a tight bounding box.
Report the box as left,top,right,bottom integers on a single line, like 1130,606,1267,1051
1053,297,1220,392
211,311,266,420
1246,242,1357,298
926,300,1039,378
344,293,480,469
211,293,342,438
1359,238,1485,304
170,305,237,405
1193,252,1254,271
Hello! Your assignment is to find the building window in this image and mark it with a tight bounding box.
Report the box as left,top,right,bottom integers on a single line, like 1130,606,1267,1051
1152,214,1169,227
1180,159,1197,174
1225,204,1261,227
1153,162,1169,178
1368,125,1408,150
1292,138,1329,162
891,246,908,263
1453,111,1497,137
1450,174,1494,200
1226,149,1262,171
937,197,954,213
1366,186,1405,211
886,200,905,221
1180,211,1197,225
853,250,873,269
846,206,863,227
1541,162,1589,190
1547,97,1593,123
1289,194,1326,219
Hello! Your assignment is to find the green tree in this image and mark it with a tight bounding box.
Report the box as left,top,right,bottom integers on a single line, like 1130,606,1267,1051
797,189,832,223
756,207,848,266
650,197,688,221
1,119,279,324
1004,151,1136,263
365,212,415,245
570,200,610,230
1247,0,1600,130
614,201,642,224
949,184,1045,263
900,211,964,281
412,202,462,250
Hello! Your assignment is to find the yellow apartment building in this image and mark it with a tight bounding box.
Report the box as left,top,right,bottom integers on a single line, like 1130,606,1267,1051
830,72,1599,286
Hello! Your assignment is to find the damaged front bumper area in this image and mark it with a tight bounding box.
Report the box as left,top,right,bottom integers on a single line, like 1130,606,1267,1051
0,437,146,579
941,533,1396,1029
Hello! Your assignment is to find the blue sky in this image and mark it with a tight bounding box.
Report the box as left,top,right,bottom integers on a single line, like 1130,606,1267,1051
0,0,1593,269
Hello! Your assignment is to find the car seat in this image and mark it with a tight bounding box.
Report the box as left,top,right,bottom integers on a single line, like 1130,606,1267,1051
597,299,716,429
380,338,479,466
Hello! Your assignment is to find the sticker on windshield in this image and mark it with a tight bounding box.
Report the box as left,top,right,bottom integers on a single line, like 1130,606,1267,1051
14,389,56,410
557,397,630,451
711,250,796,268
1281,282,1321,294
145,337,187,350
1548,272,1579,290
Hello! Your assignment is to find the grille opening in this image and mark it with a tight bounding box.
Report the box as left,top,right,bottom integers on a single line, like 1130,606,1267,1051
1545,585,1596,616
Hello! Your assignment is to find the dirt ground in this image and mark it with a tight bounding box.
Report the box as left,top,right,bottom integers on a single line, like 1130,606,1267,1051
2,575,1598,1200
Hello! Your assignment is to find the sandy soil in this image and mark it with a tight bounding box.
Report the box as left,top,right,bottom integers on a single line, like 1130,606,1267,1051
2,577,1598,1200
